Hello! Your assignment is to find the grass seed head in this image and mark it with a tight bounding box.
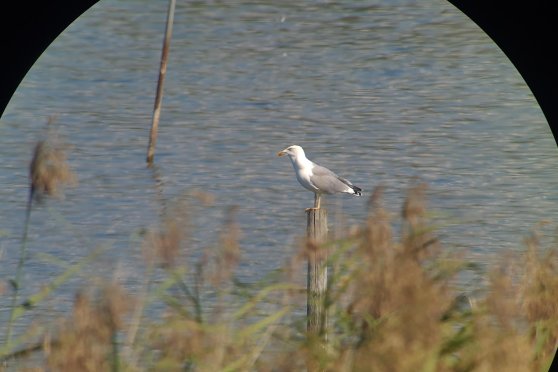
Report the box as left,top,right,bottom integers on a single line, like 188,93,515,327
29,118,76,201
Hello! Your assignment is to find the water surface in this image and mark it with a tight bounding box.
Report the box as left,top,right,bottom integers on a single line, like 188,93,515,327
1,0,556,331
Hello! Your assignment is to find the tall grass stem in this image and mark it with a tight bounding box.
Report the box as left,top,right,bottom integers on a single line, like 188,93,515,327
5,188,33,346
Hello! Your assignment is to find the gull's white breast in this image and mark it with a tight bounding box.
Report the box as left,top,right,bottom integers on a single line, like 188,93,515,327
294,163,319,192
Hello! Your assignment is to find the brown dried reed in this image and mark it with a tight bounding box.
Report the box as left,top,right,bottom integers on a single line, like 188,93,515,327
45,283,131,371
29,119,76,200
4,184,558,371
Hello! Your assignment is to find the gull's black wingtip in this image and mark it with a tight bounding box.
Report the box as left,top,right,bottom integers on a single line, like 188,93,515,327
352,185,362,196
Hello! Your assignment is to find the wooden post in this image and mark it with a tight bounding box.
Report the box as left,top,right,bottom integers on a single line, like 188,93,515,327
146,0,176,165
306,208,328,337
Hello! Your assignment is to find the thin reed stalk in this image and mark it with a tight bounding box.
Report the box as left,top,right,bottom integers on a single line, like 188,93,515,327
5,185,33,346
111,325,120,372
123,263,154,358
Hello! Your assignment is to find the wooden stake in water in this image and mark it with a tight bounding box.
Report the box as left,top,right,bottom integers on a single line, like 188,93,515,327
306,208,328,337
146,0,176,165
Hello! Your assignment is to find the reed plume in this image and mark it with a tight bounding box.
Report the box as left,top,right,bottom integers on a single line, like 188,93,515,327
5,117,76,346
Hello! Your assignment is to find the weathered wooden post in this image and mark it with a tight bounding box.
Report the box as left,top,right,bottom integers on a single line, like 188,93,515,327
306,208,328,337
146,0,176,165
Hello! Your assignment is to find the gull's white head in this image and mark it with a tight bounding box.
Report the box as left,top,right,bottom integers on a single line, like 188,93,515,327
277,145,306,159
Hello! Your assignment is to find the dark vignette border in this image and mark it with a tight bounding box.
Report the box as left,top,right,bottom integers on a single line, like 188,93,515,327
0,0,556,369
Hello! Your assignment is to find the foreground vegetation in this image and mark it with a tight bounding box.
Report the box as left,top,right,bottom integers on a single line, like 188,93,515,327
1,126,557,371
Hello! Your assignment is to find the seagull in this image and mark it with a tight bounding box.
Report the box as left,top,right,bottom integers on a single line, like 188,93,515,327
277,145,362,209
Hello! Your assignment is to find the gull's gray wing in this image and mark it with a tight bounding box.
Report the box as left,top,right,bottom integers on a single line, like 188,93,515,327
310,164,353,194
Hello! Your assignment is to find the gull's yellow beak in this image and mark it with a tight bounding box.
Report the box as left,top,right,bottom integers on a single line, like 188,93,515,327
277,150,287,157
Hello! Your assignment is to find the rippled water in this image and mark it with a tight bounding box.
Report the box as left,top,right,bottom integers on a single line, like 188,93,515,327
1,0,556,330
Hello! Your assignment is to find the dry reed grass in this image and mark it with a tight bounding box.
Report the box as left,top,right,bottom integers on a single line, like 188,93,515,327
3,117,77,351
2,180,557,371
29,117,77,201
45,284,131,371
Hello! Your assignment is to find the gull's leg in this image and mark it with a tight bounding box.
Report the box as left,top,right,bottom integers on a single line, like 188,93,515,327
306,193,321,212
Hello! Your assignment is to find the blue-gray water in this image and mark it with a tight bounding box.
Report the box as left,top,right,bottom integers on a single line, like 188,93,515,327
1,0,556,336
